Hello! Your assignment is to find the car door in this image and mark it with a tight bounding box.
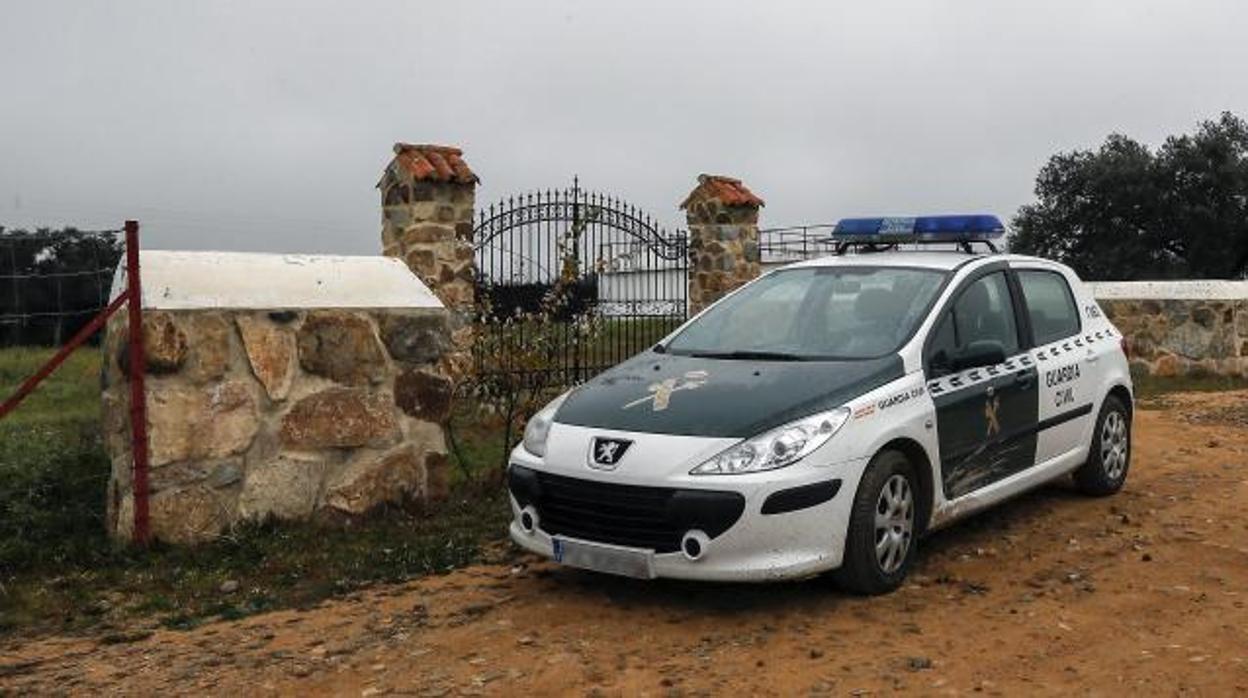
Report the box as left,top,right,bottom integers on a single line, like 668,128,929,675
1014,266,1097,465
925,268,1039,500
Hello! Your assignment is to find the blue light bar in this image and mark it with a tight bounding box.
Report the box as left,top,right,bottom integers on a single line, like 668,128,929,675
832,214,1005,241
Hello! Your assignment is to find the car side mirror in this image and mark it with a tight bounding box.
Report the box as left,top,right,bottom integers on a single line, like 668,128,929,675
952,340,1006,371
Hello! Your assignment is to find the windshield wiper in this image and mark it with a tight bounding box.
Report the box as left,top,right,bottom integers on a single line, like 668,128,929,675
686,350,809,361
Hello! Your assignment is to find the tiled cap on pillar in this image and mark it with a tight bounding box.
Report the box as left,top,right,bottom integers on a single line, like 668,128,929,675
682,174,764,314
387,143,479,186
680,174,764,224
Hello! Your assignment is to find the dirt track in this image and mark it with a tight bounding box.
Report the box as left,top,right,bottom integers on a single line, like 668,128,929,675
4,391,1247,696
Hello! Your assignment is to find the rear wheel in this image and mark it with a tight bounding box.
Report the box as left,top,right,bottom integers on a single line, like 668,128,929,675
835,450,919,595
1073,394,1131,496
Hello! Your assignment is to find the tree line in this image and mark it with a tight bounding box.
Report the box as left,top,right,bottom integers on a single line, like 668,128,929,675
1010,111,1248,280
0,228,124,347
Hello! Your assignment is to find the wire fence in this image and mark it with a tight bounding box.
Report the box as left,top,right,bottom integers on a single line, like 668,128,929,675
0,227,125,348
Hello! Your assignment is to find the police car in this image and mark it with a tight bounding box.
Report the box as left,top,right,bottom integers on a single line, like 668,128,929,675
507,215,1133,594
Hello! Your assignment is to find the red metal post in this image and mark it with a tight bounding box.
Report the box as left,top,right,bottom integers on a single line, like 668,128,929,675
124,220,151,545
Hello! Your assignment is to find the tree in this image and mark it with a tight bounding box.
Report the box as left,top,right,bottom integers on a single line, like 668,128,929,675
0,228,124,346
1011,112,1248,280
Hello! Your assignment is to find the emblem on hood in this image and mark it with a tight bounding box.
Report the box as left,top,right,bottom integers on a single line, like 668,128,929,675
622,370,709,412
589,437,633,469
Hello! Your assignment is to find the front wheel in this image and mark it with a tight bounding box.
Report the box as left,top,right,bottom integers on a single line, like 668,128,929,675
835,450,919,595
1073,394,1131,496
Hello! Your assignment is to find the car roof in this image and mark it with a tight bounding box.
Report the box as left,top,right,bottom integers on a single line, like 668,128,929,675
779,251,1059,272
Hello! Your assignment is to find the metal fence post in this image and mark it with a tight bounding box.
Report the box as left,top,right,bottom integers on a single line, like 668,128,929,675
124,220,151,545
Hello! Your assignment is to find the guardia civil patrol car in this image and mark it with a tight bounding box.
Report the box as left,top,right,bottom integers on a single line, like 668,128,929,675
507,215,1133,594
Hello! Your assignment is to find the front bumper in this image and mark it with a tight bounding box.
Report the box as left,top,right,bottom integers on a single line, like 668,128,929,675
506,451,868,582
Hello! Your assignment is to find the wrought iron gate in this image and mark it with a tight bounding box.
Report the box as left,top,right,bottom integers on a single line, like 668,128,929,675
473,179,688,386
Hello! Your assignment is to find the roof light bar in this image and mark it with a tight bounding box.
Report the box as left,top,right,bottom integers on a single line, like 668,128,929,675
832,214,1005,242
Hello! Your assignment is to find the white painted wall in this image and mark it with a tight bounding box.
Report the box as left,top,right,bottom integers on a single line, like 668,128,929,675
1088,280,1248,301
111,250,444,310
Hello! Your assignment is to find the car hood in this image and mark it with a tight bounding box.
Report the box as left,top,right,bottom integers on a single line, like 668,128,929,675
554,352,905,438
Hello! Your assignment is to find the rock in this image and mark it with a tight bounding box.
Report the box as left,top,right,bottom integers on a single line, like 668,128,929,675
238,456,325,521
122,485,237,544
425,452,450,500
906,656,933,671
280,387,400,450
237,314,297,400
378,311,450,364
138,311,189,374
394,368,452,422
185,313,232,384
207,459,243,488
297,311,388,386
324,446,423,515
220,579,240,594
147,381,260,467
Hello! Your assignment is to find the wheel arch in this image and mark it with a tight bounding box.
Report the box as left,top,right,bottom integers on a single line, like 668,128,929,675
877,437,936,535
1107,382,1134,417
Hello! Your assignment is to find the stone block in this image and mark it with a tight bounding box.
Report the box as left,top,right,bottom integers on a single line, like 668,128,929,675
378,310,450,364
147,381,260,467
238,456,325,521
394,368,453,422
280,387,400,450
324,446,423,515
237,313,297,400
297,310,388,386
425,451,450,500
137,311,188,374
185,312,232,384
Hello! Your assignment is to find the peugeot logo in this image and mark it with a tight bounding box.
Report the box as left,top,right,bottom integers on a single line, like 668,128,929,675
589,437,633,470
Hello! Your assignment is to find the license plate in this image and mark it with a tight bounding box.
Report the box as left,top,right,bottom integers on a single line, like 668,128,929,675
551,536,654,579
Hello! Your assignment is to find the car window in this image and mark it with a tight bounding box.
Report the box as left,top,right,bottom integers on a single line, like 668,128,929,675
927,271,1020,370
665,266,948,360
1017,269,1081,345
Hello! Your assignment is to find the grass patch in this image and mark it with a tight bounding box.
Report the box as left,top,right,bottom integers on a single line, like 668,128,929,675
0,347,512,637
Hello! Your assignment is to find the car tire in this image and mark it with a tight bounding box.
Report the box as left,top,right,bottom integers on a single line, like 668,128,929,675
835,449,919,595
1073,394,1131,496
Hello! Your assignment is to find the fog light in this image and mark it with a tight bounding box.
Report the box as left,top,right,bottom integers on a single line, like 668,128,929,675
519,506,538,534
681,530,710,562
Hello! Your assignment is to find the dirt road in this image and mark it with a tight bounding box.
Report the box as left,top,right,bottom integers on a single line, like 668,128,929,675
4,392,1247,696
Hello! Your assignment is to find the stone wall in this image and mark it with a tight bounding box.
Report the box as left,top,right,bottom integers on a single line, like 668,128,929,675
1090,281,1248,378
102,252,452,544
681,175,764,314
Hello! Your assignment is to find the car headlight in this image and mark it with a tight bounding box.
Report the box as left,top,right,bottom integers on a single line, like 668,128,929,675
522,391,571,457
690,407,851,475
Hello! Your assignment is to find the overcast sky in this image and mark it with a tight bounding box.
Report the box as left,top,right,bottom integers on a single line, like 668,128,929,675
2,1,1245,254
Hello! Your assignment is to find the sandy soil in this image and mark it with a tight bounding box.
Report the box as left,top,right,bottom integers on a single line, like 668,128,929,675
3,391,1247,696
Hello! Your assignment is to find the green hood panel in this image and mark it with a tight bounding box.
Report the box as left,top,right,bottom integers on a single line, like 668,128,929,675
554,352,905,438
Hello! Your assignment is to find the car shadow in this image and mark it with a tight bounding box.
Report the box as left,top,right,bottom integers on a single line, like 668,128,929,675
525,479,1090,617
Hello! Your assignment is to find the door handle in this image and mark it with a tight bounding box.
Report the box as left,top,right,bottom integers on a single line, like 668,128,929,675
1085,351,1100,364
1014,371,1033,388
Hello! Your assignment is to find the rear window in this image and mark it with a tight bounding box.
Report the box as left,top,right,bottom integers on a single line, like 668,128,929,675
1017,269,1080,345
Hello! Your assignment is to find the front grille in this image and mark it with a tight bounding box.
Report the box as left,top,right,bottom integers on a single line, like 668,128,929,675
508,465,745,553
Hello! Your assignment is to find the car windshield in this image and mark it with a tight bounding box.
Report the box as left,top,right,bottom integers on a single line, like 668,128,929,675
665,266,948,360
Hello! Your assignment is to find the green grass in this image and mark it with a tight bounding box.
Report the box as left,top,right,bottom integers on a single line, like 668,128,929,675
0,347,511,637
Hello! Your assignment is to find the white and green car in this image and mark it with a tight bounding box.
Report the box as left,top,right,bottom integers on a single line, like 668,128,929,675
507,215,1133,594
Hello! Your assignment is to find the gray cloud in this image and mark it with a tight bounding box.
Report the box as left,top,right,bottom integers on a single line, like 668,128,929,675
2,0,1245,253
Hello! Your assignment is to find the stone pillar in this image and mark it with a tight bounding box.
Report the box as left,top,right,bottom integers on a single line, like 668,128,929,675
379,144,477,369
681,174,764,314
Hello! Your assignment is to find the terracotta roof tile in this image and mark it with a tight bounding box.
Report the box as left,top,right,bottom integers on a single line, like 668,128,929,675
680,174,763,209
391,143,479,184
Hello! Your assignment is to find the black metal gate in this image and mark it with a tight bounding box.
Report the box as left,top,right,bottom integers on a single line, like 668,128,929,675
473,179,687,386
